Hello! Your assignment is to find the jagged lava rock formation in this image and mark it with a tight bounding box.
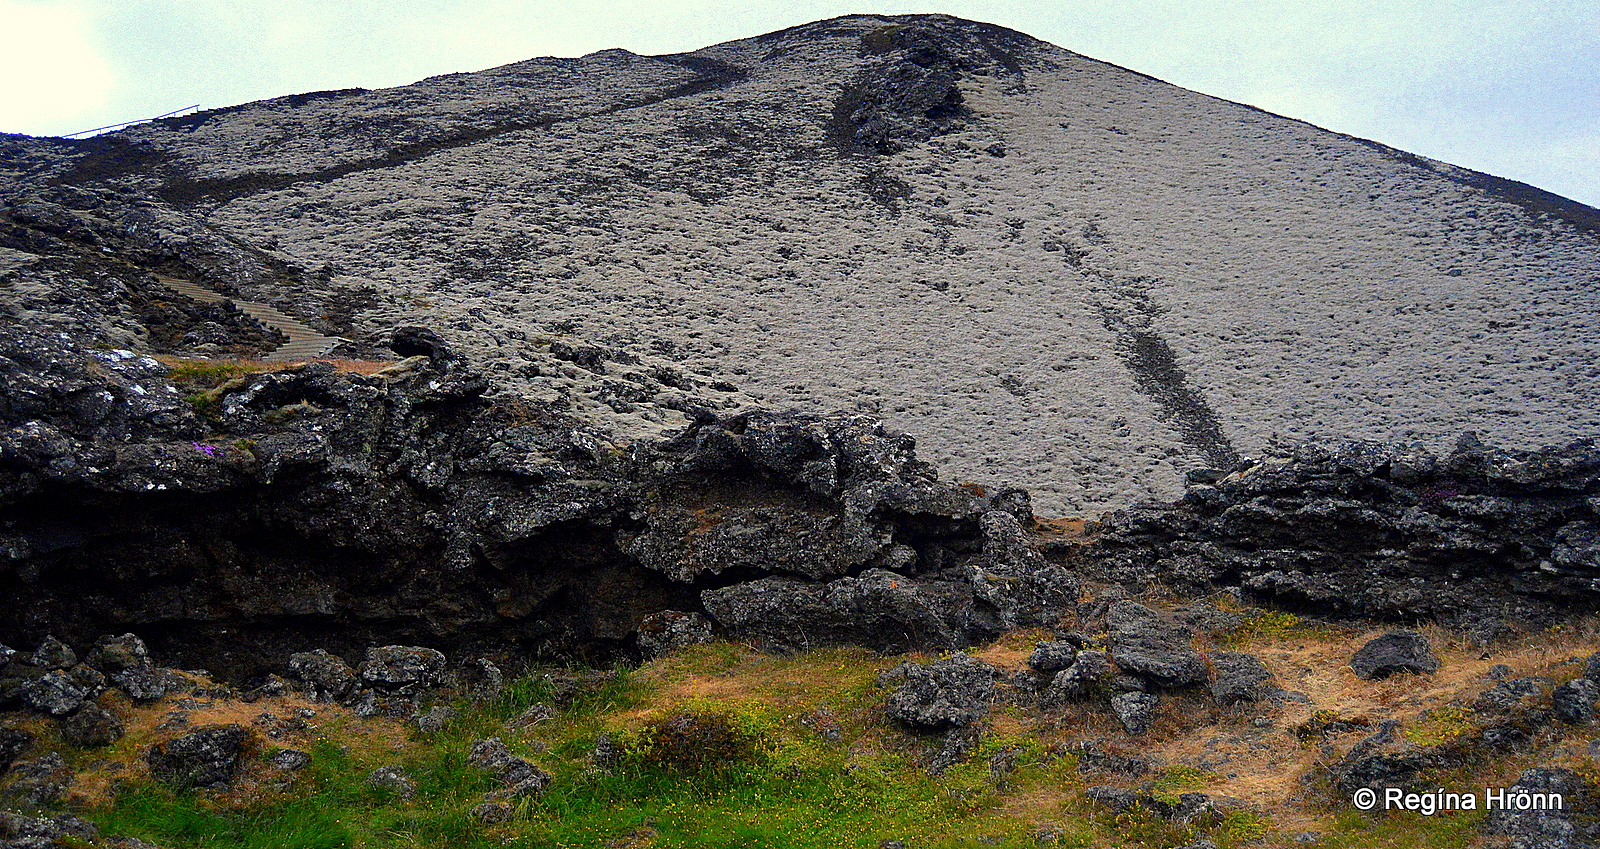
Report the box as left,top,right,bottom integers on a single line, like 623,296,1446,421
0,327,1072,677
3,14,1597,515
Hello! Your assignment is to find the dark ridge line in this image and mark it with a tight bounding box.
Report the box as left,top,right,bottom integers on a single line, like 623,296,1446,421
1344,138,1600,240
51,57,747,207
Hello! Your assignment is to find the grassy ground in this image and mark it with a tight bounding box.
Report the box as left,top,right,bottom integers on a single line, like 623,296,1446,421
9,609,1600,848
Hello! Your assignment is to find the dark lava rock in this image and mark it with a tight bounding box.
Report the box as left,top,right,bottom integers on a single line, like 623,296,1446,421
269,749,311,771
0,752,71,806
703,569,963,654
1482,767,1594,849
414,705,458,735
111,664,170,702
468,737,547,790
1350,630,1440,680
288,650,358,702
147,724,250,789
1084,785,1140,812
0,324,1042,680
470,801,514,825
1110,691,1159,735
60,700,125,748
1106,603,1209,688
29,636,77,670
0,811,100,848
1209,651,1277,706
1321,720,1437,797
884,653,997,730
1551,678,1599,724
1082,436,1600,625
451,658,505,702
358,646,447,691
22,669,88,715
1026,640,1078,673
367,765,417,801
1583,652,1600,682
636,610,715,659
0,727,34,775
1039,650,1111,706
349,690,415,718
86,634,150,672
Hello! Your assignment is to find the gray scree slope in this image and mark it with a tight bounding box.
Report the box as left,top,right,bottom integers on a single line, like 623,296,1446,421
15,14,1600,515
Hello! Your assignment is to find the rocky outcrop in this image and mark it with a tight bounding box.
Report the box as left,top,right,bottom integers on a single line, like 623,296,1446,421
0,326,1077,679
1073,437,1600,626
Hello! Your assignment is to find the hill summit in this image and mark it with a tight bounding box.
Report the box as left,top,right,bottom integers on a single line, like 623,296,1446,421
3,14,1598,514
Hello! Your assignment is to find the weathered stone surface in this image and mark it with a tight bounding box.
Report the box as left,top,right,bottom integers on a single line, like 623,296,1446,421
358,646,447,691
1026,641,1078,674
0,727,33,775
1551,678,1599,725
0,325,1044,679
636,610,715,659
1106,602,1209,688
1482,768,1594,849
1209,651,1276,706
1110,691,1159,735
60,700,125,748
29,636,77,670
884,653,997,730
367,765,417,801
269,749,310,771
1082,437,1600,625
86,634,151,672
1350,630,1440,680
1039,650,1112,707
288,650,358,703
22,669,88,716
0,752,72,806
702,569,964,654
147,725,250,789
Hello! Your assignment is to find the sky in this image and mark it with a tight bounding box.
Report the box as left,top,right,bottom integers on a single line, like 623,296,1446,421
2,0,1596,208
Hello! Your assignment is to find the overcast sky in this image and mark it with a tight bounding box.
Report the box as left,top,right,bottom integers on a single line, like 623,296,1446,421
3,0,1596,208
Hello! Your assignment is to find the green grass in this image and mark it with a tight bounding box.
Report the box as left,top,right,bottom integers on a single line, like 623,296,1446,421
43,639,1589,849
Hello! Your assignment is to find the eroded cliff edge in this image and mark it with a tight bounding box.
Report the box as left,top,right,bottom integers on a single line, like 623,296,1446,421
4,322,1598,683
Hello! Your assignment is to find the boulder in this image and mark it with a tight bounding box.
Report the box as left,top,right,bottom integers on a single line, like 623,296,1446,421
1350,630,1440,680
703,569,963,654
1039,650,1112,706
85,634,151,672
1107,604,1209,688
884,653,997,731
60,701,125,748
1209,651,1277,705
367,765,417,801
1026,641,1078,674
1551,678,1599,724
110,665,169,701
147,725,250,789
22,669,88,716
451,658,505,702
358,646,447,691
287,650,358,702
468,737,549,792
636,610,715,659
1110,691,1159,735
29,637,77,670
